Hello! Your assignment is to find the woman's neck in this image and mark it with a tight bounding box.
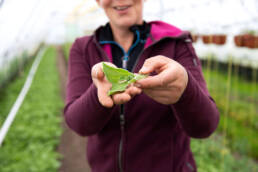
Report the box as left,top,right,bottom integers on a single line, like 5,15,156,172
110,25,134,53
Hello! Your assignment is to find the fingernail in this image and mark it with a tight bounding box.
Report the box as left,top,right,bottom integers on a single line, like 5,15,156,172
96,69,99,78
139,66,148,73
134,83,141,88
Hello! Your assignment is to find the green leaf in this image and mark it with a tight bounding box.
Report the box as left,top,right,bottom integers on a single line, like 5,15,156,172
102,62,147,96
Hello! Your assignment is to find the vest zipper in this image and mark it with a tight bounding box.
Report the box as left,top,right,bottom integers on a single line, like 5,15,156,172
118,55,128,172
119,104,125,172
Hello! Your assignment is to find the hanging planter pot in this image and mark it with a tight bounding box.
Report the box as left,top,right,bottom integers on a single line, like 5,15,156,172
191,34,199,43
243,34,255,49
212,35,219,44
234,35,244,47
254,36,258,48
202,35,212,44
212,34,227,45
219,35,227,45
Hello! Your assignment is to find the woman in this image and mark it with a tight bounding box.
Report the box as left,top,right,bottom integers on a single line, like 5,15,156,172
64,0,220,171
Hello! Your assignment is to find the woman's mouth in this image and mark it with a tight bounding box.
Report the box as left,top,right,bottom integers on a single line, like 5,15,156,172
114,6,130,11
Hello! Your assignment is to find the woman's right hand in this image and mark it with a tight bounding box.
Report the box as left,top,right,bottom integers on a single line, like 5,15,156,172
91,62,142,108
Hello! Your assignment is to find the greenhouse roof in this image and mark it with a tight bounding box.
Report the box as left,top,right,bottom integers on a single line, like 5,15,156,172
0,0,258,59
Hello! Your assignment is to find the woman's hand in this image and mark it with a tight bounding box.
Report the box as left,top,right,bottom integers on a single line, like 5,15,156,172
135,56,188,105
91,62,142,108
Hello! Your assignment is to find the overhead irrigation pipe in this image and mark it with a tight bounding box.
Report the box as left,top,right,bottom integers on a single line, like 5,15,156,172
0,48,45,147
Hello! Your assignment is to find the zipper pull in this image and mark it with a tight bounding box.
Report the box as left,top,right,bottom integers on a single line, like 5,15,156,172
120,115,125,128
120,104,125,130
122,54,128,69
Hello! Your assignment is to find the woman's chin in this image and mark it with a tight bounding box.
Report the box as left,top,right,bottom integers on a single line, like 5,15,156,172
115,20,142,29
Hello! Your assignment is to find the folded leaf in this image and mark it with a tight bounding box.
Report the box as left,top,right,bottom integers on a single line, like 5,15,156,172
102,62,147,96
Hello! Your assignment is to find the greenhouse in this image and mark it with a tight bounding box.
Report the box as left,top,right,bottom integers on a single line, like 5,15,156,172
0,0,257,171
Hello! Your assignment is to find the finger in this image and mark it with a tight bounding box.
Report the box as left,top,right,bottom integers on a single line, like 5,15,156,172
143,89,180,104
98,87,114,108
139,56,170,74
143,90,172,105
92,64,104,79
125,86,142,96
97,67,104,79
141,86,170,91
113,93,131,105
112,92,131,105
136,75,164,89
143,90,167,103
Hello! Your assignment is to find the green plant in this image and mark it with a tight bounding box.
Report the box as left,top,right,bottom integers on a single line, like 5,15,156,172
102,62,147,95
191,134,258,172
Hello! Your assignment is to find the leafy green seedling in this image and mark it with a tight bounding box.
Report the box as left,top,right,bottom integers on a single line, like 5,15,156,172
102,62,147,95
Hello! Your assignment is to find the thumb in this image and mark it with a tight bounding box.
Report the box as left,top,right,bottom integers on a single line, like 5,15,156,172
96,67,104,80
92,63,104,80
139,56,170,74
136,75,163,89
97,85,114,108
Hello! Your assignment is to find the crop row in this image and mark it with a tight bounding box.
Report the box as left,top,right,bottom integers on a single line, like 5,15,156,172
0,47,63,172
202,62,258,159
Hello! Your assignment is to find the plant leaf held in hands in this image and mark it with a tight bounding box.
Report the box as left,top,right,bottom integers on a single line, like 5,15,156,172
102,62,147,96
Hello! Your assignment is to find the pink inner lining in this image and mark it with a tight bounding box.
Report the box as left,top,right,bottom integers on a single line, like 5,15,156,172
102,44,113,62
101,21,183,60
144,21,182,48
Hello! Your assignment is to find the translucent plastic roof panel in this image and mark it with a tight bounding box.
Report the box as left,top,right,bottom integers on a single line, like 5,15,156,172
0,0,258,61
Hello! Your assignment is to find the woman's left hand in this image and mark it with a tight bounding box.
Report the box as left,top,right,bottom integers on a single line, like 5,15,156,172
135,56,188,105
